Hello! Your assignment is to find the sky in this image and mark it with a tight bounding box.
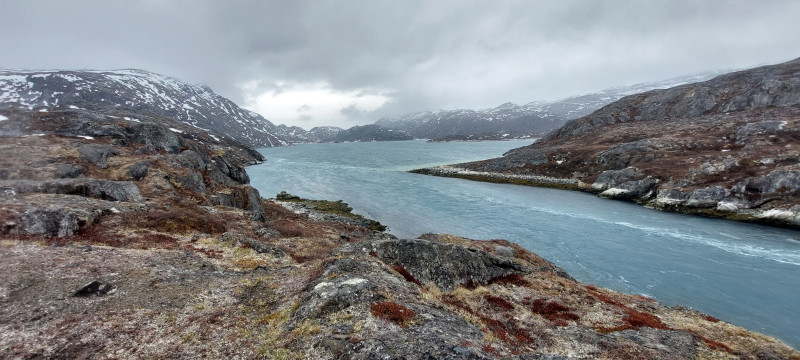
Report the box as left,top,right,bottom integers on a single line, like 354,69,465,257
1,1,799,130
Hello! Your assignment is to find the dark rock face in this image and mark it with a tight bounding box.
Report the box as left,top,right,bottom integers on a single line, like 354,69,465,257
292,241,495,359
686,186,728,208
126,161,150,181
16,207,82,238
485,148,549,171
593,140,656,170
735,170,800,195
0,179,142,202
78,144,119,168
206,186,266,221
616,328,698,360
599,176,659,202
73,280,113,297
125,123,182,153
220,232,286,257
592,167,644,190
368,239,527,291
54,163,85,179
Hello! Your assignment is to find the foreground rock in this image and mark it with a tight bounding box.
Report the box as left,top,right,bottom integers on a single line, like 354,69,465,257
417,57,800,228
0,108,797,358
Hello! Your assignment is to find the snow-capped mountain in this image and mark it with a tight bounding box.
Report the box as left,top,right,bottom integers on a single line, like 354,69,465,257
374,71,726,140
330,124,413,143
273,124,344,143
0,69,288,147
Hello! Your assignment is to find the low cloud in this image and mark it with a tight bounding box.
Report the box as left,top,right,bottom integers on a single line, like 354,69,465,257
241,80,391,129
2,1,800,129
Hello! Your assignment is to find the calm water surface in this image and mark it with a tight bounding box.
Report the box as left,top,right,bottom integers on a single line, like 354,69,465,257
248,140,800,348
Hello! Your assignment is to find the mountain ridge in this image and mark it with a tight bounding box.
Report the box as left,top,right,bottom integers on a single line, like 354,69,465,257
0,69,289,147
374,71,725,141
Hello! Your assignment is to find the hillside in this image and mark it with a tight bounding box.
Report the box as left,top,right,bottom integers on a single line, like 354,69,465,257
1,80,797,358
376,72,721,141
414,57,800,228
0,69,288,147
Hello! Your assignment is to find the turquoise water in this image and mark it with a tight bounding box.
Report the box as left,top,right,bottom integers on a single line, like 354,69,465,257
248,140,800,348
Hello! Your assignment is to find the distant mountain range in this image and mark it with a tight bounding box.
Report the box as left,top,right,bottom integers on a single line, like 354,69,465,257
329,124,413,143
0,68,725,145
0,69,287,147
373,72,724,141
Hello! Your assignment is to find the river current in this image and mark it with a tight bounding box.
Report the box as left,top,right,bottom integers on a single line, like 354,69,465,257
247,139,800,348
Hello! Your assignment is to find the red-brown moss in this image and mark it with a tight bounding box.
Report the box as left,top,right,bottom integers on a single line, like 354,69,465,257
597,308,669,333
484,294,514,311
482,344,500,356
488,273,531,287
71,225,222,258
392,265,423,287
526,298,580,325
462,279,479,290
480,314,532,346
587,287,623,307
687,330,735,354
370,301,416,326
266,220,304,237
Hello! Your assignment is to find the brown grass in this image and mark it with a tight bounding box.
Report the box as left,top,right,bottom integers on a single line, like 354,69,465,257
123,208,226,234
262,201,305,220
488,274,531,287
69,225,223,258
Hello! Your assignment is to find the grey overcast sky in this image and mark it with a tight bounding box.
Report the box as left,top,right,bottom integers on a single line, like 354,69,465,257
1,0,799,129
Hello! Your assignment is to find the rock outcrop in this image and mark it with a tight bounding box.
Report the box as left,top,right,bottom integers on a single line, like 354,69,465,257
0,108,268,237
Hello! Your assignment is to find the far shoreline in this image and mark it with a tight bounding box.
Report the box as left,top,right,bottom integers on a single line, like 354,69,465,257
409,165,800,230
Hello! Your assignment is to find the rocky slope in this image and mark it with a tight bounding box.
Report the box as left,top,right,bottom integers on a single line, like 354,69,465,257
0,69,288,147
376,72,721,141
1,104,798,358
415,57,800,228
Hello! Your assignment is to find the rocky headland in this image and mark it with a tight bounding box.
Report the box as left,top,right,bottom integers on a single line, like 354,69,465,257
414,57,800,229
1,79,798,358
